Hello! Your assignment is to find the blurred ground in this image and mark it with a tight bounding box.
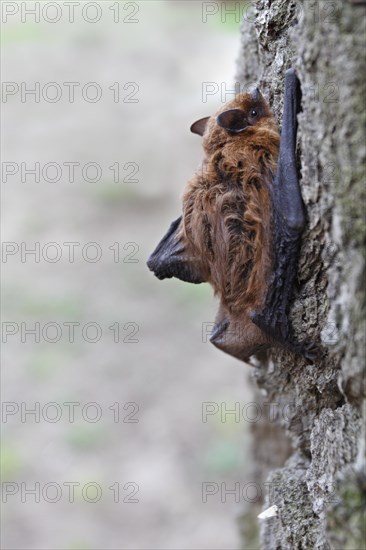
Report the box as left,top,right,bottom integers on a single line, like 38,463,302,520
1,2,255,549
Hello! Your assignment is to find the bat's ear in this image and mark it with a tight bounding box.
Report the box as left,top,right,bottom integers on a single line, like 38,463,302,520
216,109,248,133
147,216,207,284
190,117,210,136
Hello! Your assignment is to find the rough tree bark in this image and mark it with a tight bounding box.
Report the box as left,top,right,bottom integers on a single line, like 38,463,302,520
236,1,366,548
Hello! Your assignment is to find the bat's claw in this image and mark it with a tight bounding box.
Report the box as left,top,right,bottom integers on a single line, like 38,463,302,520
284,337,323,364
298,340,322,363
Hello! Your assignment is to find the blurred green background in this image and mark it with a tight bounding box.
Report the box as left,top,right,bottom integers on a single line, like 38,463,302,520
2,2,255,549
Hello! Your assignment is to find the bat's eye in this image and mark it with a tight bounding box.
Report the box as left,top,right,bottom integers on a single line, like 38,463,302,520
251,109,258,117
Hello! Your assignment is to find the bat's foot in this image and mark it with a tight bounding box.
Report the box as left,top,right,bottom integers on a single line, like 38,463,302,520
250,309,290,343
250,309,320,363
289,339,322,364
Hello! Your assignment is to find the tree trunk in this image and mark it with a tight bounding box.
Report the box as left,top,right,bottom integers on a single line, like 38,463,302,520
236,1,366,548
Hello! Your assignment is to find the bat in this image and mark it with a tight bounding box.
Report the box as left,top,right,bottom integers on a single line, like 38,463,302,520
147,69,317,363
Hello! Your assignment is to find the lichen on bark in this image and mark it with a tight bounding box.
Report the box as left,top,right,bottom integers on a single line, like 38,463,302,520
236,1,366,548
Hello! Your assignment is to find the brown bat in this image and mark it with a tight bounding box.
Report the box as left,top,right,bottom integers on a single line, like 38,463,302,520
147,69,317,363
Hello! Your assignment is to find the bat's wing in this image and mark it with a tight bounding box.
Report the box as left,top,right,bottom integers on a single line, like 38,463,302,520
210,304,272,363
147,216,207,284
250,69,319,362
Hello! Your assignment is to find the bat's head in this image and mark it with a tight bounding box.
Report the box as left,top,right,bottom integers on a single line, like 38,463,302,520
190,88,278,154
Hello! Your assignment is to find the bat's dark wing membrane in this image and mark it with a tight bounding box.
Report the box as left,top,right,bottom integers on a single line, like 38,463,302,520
209,304,273,364
147,216,207,284
250,69,319,362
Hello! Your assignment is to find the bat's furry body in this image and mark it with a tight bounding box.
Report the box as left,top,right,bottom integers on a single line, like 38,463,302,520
148,70,316,362
182,98,279,315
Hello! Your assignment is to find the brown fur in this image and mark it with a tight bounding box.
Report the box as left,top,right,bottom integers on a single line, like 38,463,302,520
177,93,280,359
182,98,277,307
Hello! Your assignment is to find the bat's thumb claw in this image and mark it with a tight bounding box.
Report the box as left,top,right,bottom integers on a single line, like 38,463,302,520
285,67,296,77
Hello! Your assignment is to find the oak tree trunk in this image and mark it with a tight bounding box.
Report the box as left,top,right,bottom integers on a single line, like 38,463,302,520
236,1,366,548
